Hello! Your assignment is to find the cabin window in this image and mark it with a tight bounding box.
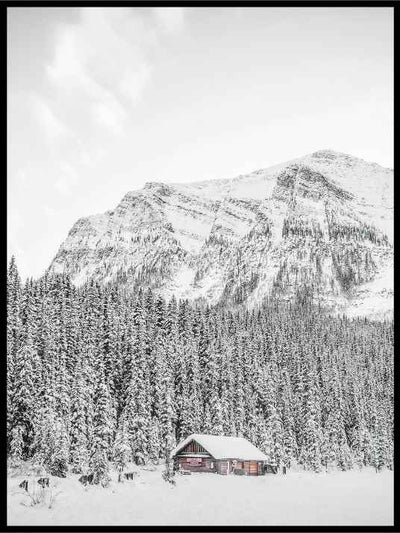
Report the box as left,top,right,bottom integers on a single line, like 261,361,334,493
210,462,214,468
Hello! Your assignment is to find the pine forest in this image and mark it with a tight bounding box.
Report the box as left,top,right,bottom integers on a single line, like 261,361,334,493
7,257,393,485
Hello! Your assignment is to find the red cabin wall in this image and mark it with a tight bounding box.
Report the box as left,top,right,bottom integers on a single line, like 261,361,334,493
174,440,265,476
178,456,215,472
216,460,262,475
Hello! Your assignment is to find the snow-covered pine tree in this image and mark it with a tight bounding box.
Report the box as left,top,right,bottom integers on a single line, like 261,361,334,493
125,358,150,465
90,374,114,485
32,407,69,477
205,340,224,436
183,338,202,436
148,418,161,464
279,368,298,467
9,425,24,464
69,363,90,474
298,354,322,472
323,361,352,470
113,419,131,479
6,264,394,477
12,330,39,458
160,368,176,484
371,403,390,472
231,336,245,436
49,417,70,477
7,258,22,447
259,360,284,467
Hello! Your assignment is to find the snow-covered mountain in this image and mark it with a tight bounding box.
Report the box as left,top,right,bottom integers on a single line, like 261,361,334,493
49,150,393,319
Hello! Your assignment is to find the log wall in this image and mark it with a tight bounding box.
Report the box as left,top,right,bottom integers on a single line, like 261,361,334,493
178,456,216,473
180,440,209,454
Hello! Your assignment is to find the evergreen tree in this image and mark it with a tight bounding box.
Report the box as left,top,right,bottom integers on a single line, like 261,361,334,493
299,356,322,472
90,378,113,485
70,367,90,474
12,331,39,458
6,262,394,478
113,419,131,479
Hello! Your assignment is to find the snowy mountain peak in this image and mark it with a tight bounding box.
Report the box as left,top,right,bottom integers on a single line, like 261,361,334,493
49,151,393,319
309,148,354,160
143,181,173,194
274,163,355,203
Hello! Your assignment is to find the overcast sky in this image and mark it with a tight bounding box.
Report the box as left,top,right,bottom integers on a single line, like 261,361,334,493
8,7,393,280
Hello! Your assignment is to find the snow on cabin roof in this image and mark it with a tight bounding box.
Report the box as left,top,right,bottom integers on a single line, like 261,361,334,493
172,434,268,461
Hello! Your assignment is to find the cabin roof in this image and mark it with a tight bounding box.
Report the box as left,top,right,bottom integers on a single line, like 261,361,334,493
172,433,268,461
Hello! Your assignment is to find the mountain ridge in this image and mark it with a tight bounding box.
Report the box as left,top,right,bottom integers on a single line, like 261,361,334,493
49,150,393,319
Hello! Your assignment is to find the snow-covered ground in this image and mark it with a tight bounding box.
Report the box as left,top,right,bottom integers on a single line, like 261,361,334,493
8,466,393,526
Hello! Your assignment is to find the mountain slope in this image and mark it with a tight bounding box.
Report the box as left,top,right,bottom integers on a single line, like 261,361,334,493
49,150,393,318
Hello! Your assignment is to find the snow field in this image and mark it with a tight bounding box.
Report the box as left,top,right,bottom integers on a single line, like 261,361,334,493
8,466,393,526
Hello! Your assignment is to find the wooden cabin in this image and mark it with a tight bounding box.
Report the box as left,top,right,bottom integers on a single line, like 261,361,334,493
172,434,275,476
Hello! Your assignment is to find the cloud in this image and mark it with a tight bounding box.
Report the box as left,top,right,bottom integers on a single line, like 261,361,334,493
45,8,183,137
92,101,125,135
31,97,69,143
153,8,185,33
7,209,26,275
54,162,79,196
232,8,244,18
76,143,106,168
47,13,128,136
120,63,153,106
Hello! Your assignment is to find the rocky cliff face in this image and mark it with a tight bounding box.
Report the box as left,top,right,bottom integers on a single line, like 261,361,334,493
49,150,393,319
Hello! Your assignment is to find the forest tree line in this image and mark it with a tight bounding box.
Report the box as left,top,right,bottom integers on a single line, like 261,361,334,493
7,257,393,483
